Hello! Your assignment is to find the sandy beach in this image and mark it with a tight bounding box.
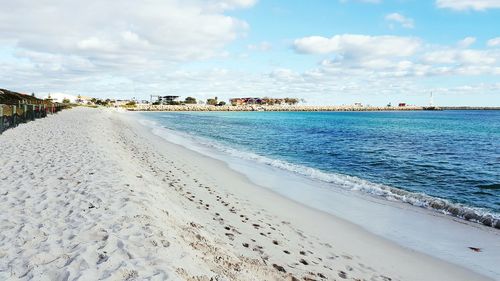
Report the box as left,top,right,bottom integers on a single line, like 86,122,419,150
0,107,495,281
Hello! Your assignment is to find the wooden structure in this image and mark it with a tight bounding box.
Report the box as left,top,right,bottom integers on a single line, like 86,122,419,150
0,88,67,134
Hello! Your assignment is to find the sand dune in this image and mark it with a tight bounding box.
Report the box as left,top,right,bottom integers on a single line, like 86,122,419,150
0,107,492,280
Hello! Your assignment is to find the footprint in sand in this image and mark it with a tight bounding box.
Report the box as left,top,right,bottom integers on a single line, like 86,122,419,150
272,264,286,273
338,270,347,279
97,252,108,265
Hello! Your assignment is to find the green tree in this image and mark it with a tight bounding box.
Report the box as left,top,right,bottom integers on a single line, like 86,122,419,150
206,98,218,105
284,98,299,105
62,98,71,104
184,97,197,104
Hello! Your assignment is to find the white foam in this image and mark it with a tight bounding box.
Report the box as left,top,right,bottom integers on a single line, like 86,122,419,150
140,118,500,229
136,116,500,280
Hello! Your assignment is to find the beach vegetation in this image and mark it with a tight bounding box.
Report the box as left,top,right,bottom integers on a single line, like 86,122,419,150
184,97,197,104
284,98,299,105
95,99,110,106
207,97,218,106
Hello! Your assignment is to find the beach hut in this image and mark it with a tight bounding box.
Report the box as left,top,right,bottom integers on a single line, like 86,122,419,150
0,88,65,134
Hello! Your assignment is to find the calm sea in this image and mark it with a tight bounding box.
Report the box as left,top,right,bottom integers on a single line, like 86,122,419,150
141,110,500,228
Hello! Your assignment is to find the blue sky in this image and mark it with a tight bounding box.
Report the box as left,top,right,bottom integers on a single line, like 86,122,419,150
0,0,499,106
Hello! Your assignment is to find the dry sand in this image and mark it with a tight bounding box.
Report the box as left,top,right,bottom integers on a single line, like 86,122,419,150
0,107,493,280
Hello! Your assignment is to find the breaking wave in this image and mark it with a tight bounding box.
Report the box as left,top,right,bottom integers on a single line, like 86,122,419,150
142,118,500,229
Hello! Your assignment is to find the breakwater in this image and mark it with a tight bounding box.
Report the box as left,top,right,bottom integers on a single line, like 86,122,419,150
129,104,427,112
128,105,500,112
441,106,500,110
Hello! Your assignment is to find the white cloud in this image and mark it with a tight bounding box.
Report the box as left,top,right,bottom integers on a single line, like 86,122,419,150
422,49,498,65
206,0,258,10
293,34,421,57
152,66,499,106
487,37,500,47
76,37,116,52
293,34,500,80
0,0,260,99
457,37,476,48
0,0,254,72
436,0,500,10
385,13,415,29
247,42,272,51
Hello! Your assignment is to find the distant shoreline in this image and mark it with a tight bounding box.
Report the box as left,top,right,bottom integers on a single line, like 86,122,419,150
126,104,500,112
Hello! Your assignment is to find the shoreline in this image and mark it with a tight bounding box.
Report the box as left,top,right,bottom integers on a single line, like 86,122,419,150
136,111,500,279
0,107,496,280
123,109,499,280
137,110,500,230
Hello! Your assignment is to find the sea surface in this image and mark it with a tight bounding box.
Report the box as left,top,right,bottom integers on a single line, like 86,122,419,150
140,110,500,228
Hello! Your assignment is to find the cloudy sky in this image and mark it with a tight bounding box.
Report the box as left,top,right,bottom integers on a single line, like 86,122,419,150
1,0,499,106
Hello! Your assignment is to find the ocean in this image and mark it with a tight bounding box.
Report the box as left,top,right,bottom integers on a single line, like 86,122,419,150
139,110,500,228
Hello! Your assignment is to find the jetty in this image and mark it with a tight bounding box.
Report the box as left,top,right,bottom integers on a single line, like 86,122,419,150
0,88,67,134
440,106,500,110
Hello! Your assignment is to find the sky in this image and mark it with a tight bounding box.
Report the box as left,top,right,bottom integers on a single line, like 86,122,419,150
0,0,499,106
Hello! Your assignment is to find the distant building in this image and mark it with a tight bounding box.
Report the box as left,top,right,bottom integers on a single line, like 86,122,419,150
114,99,134,106
398,103,407,107
229,98,245,106
230,98,260,105
230,97,292,106
75,95,93,105
229,97,263,105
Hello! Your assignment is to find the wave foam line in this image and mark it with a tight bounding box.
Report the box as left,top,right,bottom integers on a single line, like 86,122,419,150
141,118,500,229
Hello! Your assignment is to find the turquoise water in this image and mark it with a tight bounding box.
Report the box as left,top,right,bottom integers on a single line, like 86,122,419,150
141,110,500,227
